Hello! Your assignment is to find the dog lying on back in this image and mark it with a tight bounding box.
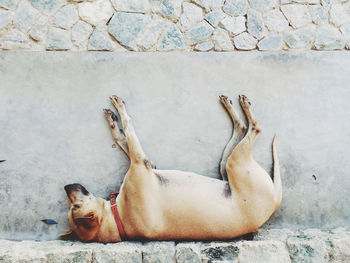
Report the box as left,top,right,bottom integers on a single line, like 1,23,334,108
61,95,282,243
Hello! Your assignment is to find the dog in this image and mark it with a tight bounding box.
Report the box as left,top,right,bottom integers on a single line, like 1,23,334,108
60,95,282,243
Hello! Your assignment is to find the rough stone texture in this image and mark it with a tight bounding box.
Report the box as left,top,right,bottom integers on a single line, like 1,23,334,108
281,4,312,29
142,242,176,263
136,18,166,51
0,229,348,262
284,25,315,49
152,0,182,21
108,12,152,50
46,27,72,50
78,0,114,27
0,0,349,50
205,9,225,27
219,16,246,35
223,0,248,16
88,29,114,51
185,20,213,45
0,28,32,49
265,9,289,33
194,41,214,51
249,0,278,12
0,9,11,30
178,2,203,32
31,0,66,15
308,5,328,26
111,0,150,13
53,4,78,30
13,0,40,31
247,8,265,39
233,32,257,50
0,0,19,10
176,243,201,263
212,28,234,50
72,20,93,48
257,34,283,50
157,23,186,51
314,26,345,50
340,23,350,48
330,3,350,27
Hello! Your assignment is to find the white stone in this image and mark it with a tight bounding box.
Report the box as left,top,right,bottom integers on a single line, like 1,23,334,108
28,13,48,41
257,34,283,50
0,9,11,30
72,20,93,48
31,0,66,15
237,241,291,263
212,28,234,50
142,242,176,263
111,0,150,13
340,24,350,48
265,9,289,33
205,9,226,27
53,5,79,30
0,28,31,49
223,0,248,16
157,24,186,51
289,0,319,3
88,29,114,51
176,242,202,263
78,0,114,27
194,41,214,51
330,4,350,27
46,27,72,50
281,4,312,29
284,25,315,49
308,5,329,26
13,0,39,31
249,0,278,12
108,12,152,50
314,26,345,50
247,9,265,39
0,0,19,10
178,2,203,32
192,0,224,11
136,18,166,51
219,16,246,35
152,0,182,21
253,228,297,242
233,32,257,50
93,242,143,263
185,21,214,45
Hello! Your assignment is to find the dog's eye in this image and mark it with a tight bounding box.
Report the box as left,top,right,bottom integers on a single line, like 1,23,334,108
73,204,80,209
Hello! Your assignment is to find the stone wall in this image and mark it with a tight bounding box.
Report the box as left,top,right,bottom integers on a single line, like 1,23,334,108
1,228,350,263
0,0,350,51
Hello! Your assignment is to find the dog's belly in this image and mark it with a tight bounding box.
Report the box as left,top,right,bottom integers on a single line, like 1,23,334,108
143,170,255,240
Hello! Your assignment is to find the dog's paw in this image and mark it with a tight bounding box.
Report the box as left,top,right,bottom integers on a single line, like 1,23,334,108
239,94,251,107
103,108,117,129
219,95,233,106
110,95,125,107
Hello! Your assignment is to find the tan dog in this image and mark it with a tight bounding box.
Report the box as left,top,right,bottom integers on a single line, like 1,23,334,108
60,95,282,243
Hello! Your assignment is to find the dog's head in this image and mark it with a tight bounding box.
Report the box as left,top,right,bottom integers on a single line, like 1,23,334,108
60,183,104,242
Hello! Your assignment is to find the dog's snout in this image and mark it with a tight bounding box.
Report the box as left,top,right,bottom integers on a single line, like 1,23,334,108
64,183,90,196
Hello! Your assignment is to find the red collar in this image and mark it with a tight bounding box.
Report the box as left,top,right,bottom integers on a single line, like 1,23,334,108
110,191,127,240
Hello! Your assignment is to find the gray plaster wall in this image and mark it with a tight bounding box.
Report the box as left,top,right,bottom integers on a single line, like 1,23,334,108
0,52,349,241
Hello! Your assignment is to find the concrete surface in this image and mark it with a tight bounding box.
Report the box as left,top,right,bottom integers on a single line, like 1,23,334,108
0,52,349,240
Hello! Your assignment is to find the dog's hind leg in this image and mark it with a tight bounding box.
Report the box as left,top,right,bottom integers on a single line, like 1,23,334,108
219,95,247,181
104,108,130,157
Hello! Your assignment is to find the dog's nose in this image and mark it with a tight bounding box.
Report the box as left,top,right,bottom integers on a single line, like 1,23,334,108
64,183,90,196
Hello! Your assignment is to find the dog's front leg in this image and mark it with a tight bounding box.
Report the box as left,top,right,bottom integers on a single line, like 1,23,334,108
104,109,130,157
109,96,150,166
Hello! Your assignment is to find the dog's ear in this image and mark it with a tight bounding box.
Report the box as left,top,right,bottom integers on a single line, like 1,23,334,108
64,183,90,203
59,229,78,240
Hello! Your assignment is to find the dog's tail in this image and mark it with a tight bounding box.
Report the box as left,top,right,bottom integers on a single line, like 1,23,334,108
272,135,282,210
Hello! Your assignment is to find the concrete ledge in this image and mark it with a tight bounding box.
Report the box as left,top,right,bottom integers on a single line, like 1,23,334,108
1,228,349,263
